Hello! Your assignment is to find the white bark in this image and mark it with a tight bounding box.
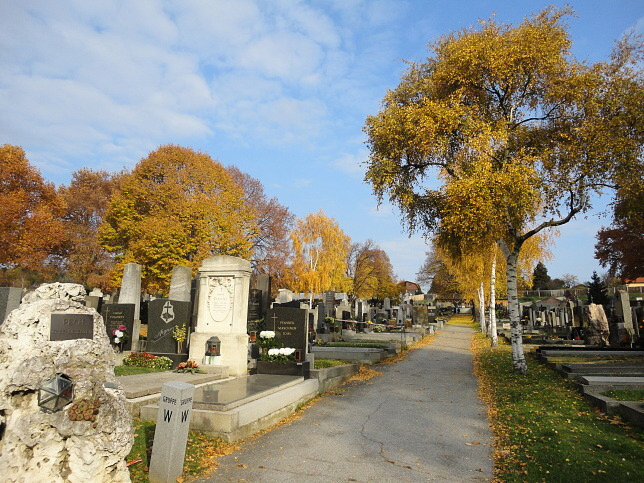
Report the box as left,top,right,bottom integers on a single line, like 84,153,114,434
499,241,527,373
489,249,498,346
477,282,486,333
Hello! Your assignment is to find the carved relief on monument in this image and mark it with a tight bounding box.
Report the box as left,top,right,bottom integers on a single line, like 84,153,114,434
208,276,234,324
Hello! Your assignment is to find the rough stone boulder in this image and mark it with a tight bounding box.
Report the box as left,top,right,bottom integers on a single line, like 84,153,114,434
0,283,133,482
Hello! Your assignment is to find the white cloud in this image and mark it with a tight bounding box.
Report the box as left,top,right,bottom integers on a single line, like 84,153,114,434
294,178,312,188
332,149,367,179
379,235,429,282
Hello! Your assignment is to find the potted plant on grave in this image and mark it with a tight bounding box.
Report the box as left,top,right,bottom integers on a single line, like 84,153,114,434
112,325,128,352
172,324,187,354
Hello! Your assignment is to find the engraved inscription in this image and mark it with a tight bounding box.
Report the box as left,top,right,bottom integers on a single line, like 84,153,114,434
208,277,233,323
50,313,94,341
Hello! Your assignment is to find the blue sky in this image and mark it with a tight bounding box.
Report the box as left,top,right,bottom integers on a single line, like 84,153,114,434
1,1,642,287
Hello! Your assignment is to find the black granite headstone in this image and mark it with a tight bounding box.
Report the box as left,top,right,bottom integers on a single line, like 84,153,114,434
256,273,270,319
316,303,326,332
146,298,191,354
50,313,94,341
248,288,263,321
266,307,308,352
102,303,135,351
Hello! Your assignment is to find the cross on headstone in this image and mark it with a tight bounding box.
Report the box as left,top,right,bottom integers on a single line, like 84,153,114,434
161,301,175,323
271,313,278,332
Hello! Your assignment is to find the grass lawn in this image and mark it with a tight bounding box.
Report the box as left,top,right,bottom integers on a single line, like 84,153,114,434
472,332,643,482
447,314,479,328
314,359,350,369
114,366,169,376
601,389,644,402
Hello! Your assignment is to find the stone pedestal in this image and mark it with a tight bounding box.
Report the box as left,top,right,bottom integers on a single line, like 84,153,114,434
188,256,251,376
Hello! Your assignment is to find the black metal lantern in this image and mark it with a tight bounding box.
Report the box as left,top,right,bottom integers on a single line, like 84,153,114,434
38,374,74,413
206,336,221,356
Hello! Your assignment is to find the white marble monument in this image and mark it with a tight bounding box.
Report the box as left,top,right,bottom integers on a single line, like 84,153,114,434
189,255,251,376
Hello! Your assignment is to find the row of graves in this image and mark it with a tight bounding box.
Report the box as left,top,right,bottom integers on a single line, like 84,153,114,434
514,292,644,348
1,258,442,378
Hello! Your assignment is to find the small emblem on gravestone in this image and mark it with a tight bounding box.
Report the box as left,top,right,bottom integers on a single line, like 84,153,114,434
50,313,94,341
161,301,175,324
208,277,233,323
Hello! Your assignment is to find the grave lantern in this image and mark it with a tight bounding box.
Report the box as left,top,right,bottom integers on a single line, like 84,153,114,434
38,374,74,413
206,336,221,357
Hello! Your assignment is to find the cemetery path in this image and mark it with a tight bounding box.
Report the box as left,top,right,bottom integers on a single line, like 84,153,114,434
198,324,493,482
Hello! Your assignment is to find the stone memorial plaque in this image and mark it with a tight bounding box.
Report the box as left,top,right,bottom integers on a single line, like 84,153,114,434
247,288,262,321
147,299,191,354
50,313,94,341
102,303,135,351
208,277,233,323
266,307,308,352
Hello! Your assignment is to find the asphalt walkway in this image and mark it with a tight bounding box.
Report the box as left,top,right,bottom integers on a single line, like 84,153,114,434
197,324,493,482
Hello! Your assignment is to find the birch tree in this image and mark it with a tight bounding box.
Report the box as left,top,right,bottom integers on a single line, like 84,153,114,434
289,210,351,305
364,8,642,372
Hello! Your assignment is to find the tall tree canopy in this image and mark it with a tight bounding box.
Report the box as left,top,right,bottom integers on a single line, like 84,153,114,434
288,210,351,301
364,8,642,372
346,240,397,300
226,166,294,287
595,184,644,280
59,168,121,290
99,145,257,293
0,144,66,282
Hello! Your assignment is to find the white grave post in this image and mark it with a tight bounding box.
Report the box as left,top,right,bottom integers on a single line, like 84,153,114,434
189,255,251,376
148,381,195,483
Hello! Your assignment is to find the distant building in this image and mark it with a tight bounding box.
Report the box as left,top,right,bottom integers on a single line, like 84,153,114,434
398,281,420,295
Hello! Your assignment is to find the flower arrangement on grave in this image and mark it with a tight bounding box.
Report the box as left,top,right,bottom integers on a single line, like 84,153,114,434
112,325,128,351
256,330,279,352
262,347,297,363
172,324,187,353
122,352,173,370
175,360,202,374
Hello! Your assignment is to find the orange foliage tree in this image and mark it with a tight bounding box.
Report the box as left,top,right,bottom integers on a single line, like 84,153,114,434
0,144,66,285
99,145,257,294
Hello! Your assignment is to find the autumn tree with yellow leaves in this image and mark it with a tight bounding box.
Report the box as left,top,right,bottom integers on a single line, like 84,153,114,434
364,8,642,372
99,145,257,294
288,210,351,304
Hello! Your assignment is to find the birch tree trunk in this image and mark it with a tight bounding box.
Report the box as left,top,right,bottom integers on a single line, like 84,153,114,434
498,240,527,373
506,249,527,372
489,249,498,347
477,282,486,334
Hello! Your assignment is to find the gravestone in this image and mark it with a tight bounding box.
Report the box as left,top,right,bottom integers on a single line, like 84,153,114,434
149,381,195,483
276,288,294,304
584,303,610,347
266,306,308,353
0,287,22,324
247,288,263,322
383,298,391,310
615,290,634,333
316,303,326,332
102,303,135,351
168,265,192,302
117,262,142,350
147,299,192,354
189,255,251,376
84,295,102,313
324,291,335,318
0,283,132,481
257,273,271,318
412,305,429,326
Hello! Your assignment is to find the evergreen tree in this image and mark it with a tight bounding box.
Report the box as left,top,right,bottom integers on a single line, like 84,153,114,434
532,262,551,290
587,271,609,306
